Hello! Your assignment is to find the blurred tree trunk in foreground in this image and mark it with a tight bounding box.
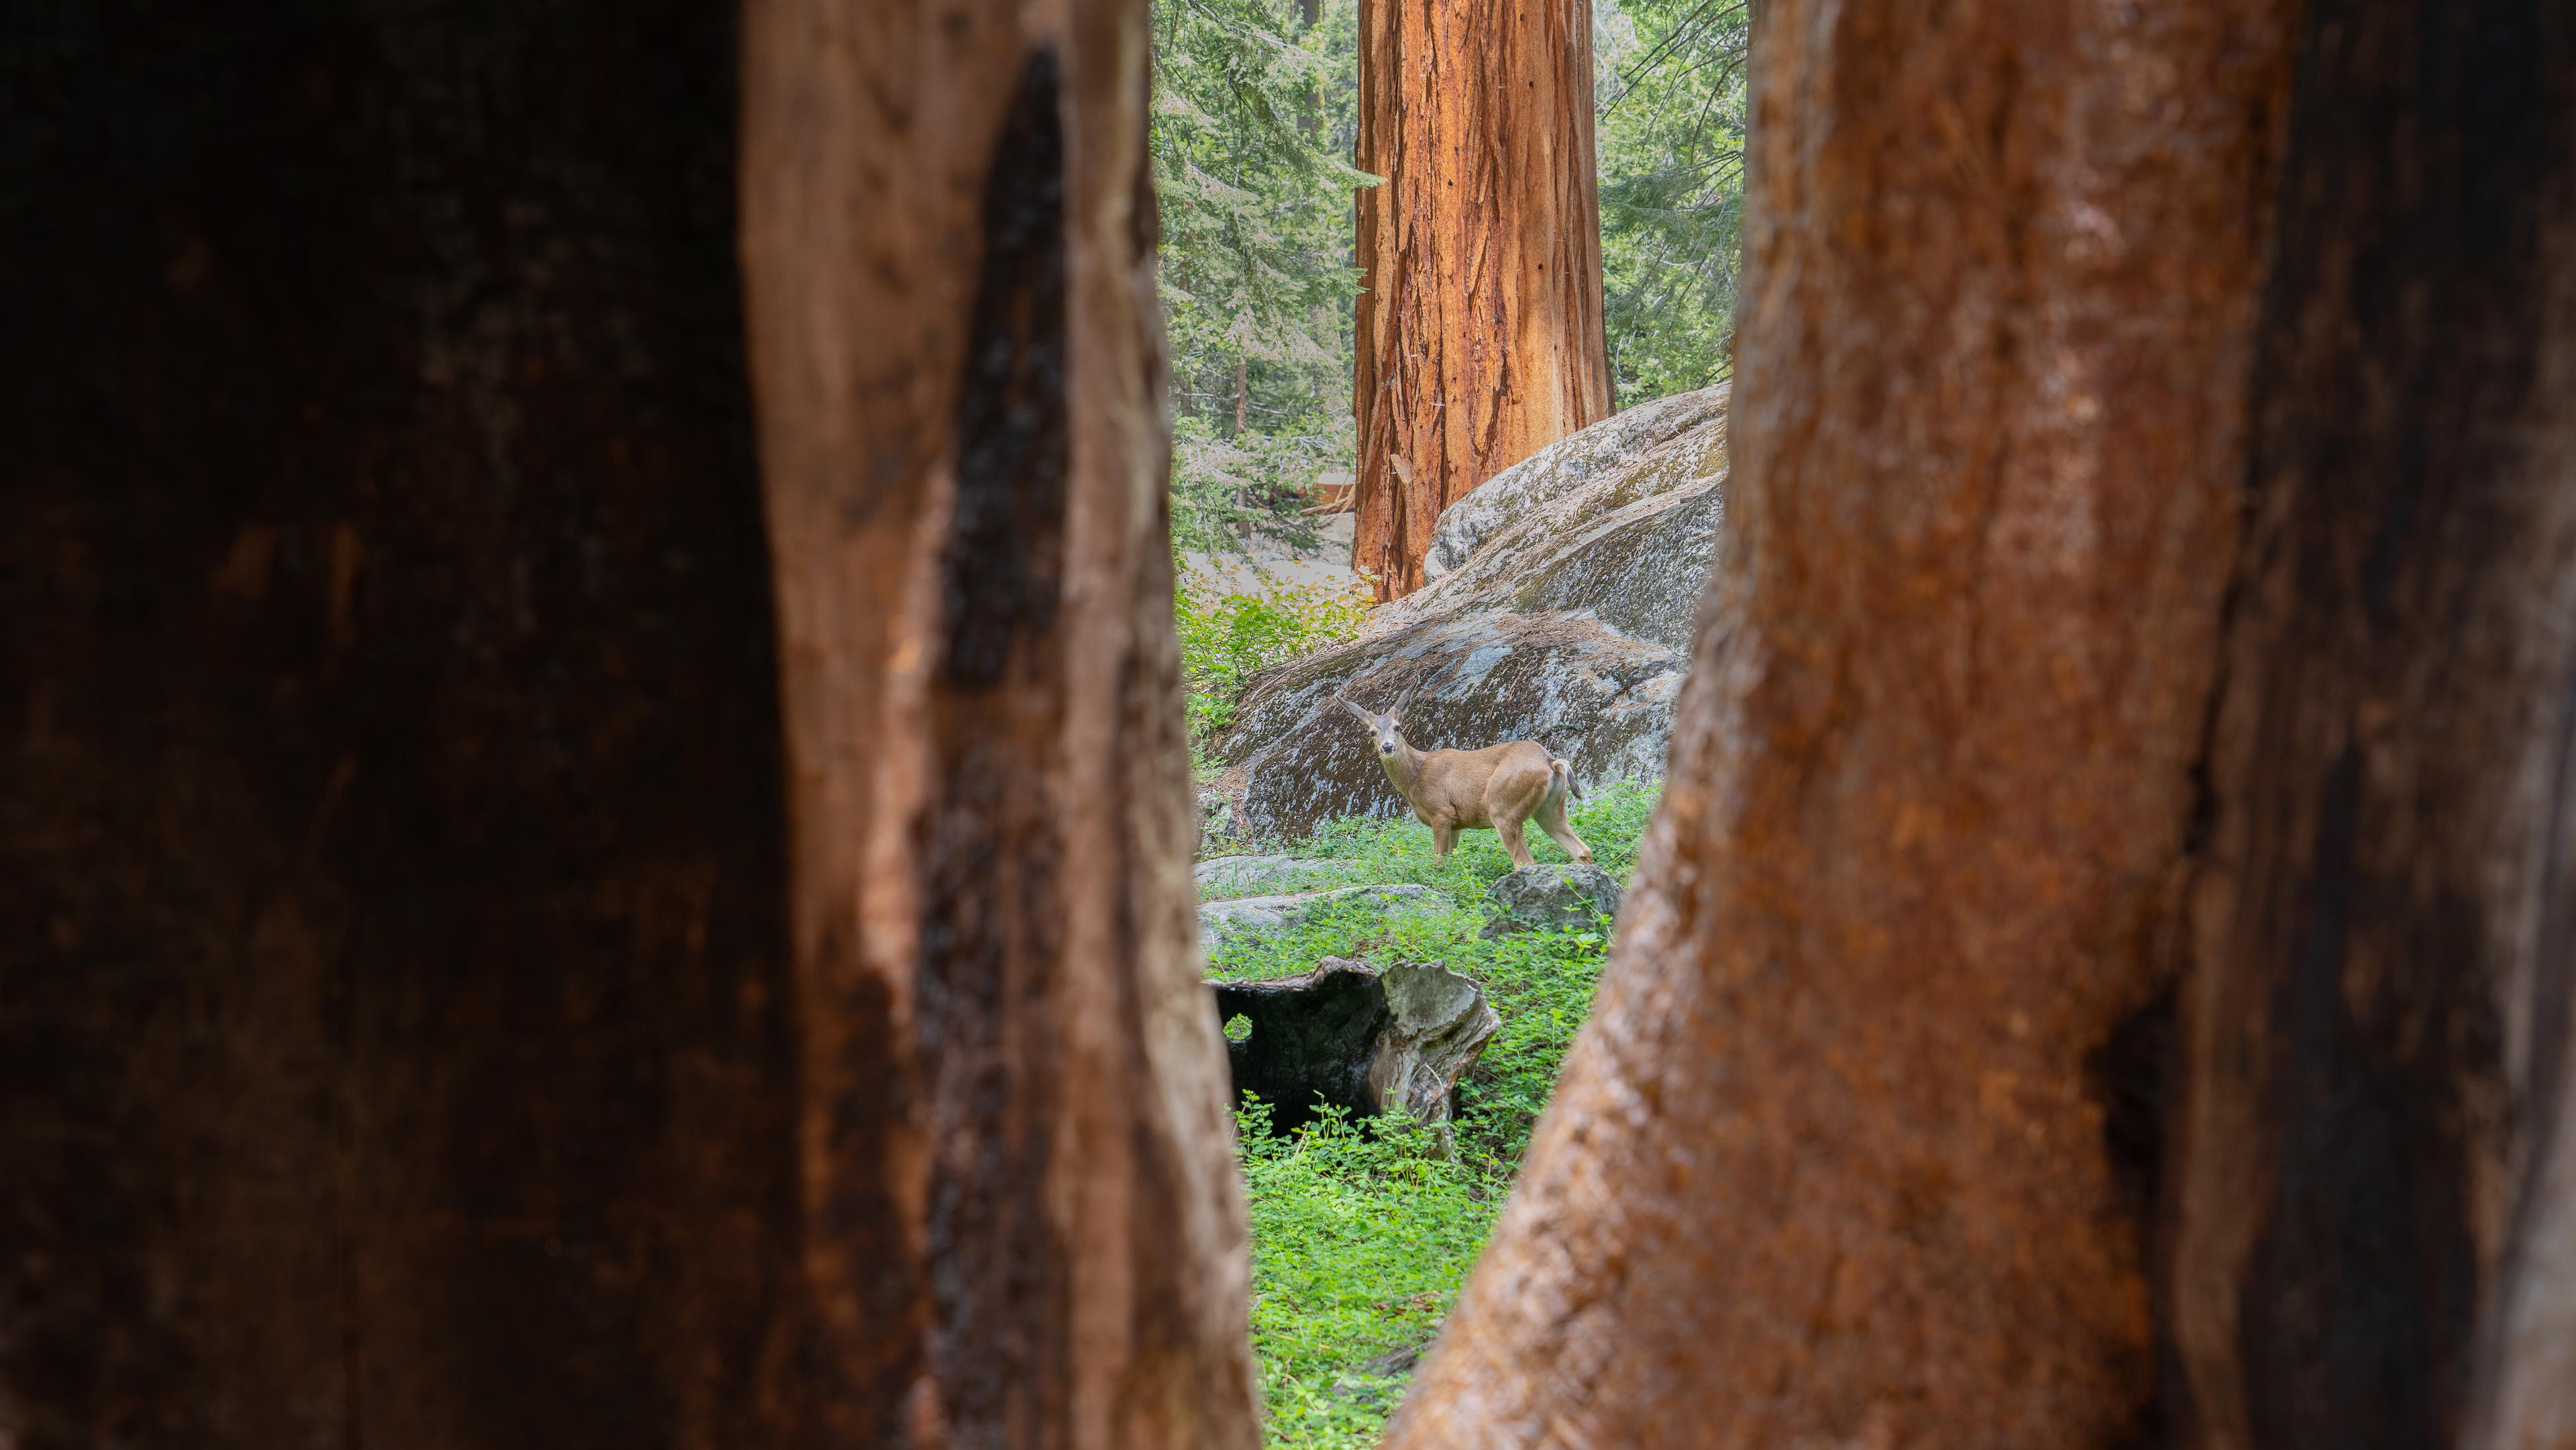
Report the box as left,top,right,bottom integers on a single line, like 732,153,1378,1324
739,0,1256,1443
1393,1,2576,1447
1,1,1254,1446
2,4,799,1443
1387,0,2300,1441
1350,0,1613,599
2167,5,2576,1446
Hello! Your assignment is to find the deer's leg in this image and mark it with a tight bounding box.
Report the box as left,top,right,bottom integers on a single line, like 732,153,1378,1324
1499,815,1537,868
1536,790,1595,865
1432,818,1456,861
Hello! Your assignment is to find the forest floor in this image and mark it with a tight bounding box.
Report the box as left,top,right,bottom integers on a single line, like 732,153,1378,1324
1199,780,1658,1448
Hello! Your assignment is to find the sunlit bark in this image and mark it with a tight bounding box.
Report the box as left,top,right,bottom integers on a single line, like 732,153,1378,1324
738,1,1256,1443
1351,0,1613,599
1385,0,2300,1442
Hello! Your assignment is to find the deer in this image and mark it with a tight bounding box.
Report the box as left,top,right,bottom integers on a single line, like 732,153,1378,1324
1337,696,1593,868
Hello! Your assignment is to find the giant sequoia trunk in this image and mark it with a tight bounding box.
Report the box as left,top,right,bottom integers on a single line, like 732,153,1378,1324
2166,5,2576,1445
1351,0,1613,599
1386,0,2302,1442
2,2,1254,1446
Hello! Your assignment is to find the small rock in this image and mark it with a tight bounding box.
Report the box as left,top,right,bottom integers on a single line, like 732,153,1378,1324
1196,790,1236,850
1328,1341,1430,1408
1360,1344,1423,1378
1199,884,1448,952
1482,864,1623,939
1193,853,1344,898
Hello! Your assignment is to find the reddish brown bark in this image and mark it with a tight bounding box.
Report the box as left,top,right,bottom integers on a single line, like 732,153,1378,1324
1385,1,2298,1444
1351,0,1613,599
2167,4,2576,1445
739,1,1258,1445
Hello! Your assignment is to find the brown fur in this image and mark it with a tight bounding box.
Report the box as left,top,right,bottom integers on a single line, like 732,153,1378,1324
1339,699,1593,867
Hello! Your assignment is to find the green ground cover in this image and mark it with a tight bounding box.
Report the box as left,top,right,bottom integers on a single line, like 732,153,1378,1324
1205,780,1659,1447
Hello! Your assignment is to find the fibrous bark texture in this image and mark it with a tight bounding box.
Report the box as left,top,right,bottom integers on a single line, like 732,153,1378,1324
1386,1,2298,1445
739,2,1258,1447
2,5,799,1445
1352,0,1613,599
2168,6,2576,1448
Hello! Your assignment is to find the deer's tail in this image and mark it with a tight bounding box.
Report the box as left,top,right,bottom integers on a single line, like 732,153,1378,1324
1550,757,1583,802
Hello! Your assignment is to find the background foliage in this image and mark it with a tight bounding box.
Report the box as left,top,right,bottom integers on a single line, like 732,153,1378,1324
1152,0,1366,555
1594,0,1752,406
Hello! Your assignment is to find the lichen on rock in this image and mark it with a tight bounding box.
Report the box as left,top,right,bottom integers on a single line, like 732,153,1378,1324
1482,864,1624,939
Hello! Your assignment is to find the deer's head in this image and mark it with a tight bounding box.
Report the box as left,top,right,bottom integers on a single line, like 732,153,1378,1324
1337,696,1407,760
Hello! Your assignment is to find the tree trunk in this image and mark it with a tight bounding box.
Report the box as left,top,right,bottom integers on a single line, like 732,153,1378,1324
1384,1,2298,1443
1350,0,1614,599
739,1,1259,1446
2167,5,2576,1446
3,2,1256,1447
3,5,800,1444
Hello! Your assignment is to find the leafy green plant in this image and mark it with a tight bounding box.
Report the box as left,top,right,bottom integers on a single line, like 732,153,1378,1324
1239,1100,1495,1449
1175,568,1372,756
1214,779,1661,1445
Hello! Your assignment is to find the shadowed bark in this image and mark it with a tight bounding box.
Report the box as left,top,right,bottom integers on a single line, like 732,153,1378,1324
1351,0,1613,599
1384,0,2300,1443
2168,6,2576,1447
1,5,800,1445
3,2,1255,1447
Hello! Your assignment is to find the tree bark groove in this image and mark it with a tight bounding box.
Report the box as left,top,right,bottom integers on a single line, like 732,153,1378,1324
1384,1,2300,1443
1352,0,1614,599
2169,5,2576,1447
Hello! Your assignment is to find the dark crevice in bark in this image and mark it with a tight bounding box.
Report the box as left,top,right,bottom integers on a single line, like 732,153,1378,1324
2237,749,2477,1450
2091,983,2178,1450
3,1,796,1442
920,43,1075,1448
2181,0,2576,1439
945,46,1070,690
2090,985,2177,1249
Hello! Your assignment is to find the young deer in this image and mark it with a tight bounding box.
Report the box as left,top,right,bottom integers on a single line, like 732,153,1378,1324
1338,698,1593,868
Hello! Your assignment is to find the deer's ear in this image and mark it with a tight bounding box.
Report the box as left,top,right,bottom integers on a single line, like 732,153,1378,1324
1336,697,1373,725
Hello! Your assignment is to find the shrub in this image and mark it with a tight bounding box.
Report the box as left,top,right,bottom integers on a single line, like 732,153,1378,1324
1175,567,1372,760
1238,1101,1495,1449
